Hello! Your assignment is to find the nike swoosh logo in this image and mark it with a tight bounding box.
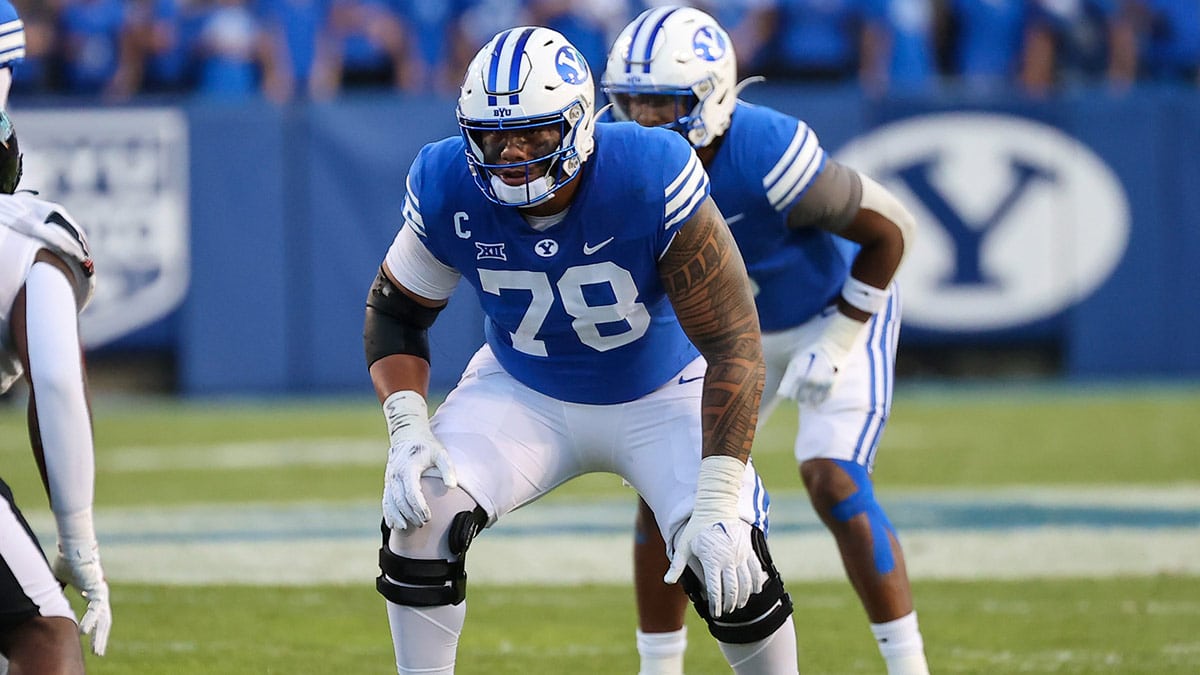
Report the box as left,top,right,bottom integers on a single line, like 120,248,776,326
677,375,704,384
724,212,745,226
583,237,614,255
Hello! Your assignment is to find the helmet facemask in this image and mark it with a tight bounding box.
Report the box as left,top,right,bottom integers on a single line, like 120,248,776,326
459,102,585,207
606,85,707,144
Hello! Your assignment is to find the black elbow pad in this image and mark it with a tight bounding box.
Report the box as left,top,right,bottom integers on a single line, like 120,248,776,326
363,267,444,367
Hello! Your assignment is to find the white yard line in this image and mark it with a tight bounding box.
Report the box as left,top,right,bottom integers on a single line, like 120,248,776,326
21,487,1200,585
87,528,1200,586
103,439,383,471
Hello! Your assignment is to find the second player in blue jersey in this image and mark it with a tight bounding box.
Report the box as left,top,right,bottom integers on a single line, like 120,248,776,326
603,6,929,675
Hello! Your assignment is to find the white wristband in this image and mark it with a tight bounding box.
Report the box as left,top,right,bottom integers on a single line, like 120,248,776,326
382,390,430,444
841,277,889,315
691,456,745,523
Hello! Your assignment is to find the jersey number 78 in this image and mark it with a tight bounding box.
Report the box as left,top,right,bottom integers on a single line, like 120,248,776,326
479,261,650,356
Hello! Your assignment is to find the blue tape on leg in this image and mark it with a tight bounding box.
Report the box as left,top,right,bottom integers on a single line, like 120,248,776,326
829,460,897,575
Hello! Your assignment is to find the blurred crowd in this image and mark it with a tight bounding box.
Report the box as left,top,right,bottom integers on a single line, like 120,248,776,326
11,0,1200,103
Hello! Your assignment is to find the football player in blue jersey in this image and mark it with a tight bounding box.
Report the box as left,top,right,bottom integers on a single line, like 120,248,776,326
0,111,111,673
603,7,929,675
0,1,21,108
365,26,801,674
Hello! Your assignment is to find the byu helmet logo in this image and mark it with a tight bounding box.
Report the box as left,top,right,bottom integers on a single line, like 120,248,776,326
692,27,726,61
555,46,589,84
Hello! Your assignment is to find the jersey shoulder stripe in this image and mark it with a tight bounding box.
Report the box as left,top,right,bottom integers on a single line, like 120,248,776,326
402,174,424,237
0,18,22,38
0,41,23,63
0,17,23,62
0,194,96,307
763,122,825,212
403,135,469,244
664,151,709,229
0,195,91,262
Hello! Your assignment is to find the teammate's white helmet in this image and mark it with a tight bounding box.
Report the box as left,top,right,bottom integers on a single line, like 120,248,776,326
458,26,597,207
602,6,737,149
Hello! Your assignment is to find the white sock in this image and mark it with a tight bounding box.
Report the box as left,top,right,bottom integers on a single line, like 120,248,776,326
870,611,929,675
386,601,466,674
718,614,800,675
637,627,687,675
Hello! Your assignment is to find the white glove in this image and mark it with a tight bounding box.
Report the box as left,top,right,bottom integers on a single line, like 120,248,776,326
776,311,865,406
381,390,458,530
52,534,112,656
664,456,766,617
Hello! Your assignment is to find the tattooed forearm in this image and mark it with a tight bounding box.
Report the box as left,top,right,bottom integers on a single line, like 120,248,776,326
660,197,765,462
698,355,765,463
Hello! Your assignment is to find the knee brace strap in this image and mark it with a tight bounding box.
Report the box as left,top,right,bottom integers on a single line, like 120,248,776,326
377,547,465,607
375,507,486,607
829,459,897,575
448,506,487,557
679,527,794,644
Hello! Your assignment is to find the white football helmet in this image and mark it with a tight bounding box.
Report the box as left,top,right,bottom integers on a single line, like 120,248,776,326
458,26,597,207
602,6,737,149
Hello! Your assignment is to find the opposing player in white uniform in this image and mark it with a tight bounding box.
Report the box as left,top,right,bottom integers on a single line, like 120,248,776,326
603,7,929,675
366,26,801,674
0,111,112,673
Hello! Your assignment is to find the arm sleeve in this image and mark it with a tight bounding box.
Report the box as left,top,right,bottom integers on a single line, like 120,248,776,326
25,261,95,535
788,158,863,232
0,2,25,70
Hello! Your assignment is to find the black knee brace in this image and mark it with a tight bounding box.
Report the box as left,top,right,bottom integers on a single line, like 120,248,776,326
680,526,794,644
375,507,488,607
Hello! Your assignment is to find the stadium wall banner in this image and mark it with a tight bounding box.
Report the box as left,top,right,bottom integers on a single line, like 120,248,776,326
58,88,1191,394
834,112,1130,333
18,107,190,349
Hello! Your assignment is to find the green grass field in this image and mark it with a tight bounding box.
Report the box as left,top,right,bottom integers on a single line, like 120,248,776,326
68,577,1200,674
2,384,1198,673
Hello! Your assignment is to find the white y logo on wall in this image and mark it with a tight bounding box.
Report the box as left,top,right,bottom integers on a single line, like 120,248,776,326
20,108,190,347
837,112,1130,331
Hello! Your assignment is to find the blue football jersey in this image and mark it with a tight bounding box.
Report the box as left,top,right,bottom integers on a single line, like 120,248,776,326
402,122,707,404
707,101,853,332
0,1,24,68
